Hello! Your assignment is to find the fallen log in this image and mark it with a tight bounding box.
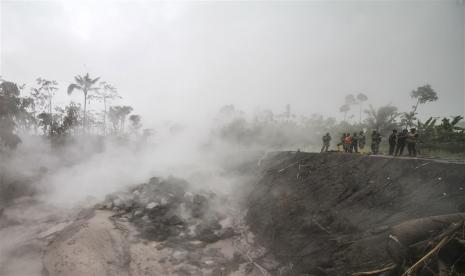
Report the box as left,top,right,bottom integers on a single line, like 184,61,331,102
387,213,465,260
401,220,464,275
389,213,465,247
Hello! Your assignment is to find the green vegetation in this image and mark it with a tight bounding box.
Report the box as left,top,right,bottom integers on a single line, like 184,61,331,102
0,74,146,149
214,85,464,158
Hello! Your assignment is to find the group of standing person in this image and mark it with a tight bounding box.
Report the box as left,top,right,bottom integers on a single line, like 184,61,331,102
388,128,419,156
320,128,419,157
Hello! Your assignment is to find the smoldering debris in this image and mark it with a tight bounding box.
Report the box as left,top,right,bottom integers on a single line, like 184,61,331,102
99,176,237,243
95,175,272,275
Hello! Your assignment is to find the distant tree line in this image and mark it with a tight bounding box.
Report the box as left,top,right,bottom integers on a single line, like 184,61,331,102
0,74,148,149
213,84,464,152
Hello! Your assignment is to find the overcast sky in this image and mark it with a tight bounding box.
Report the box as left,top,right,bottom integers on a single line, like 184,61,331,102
1,0,464,126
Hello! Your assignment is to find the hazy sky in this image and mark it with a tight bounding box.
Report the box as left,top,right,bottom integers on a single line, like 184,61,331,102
1,0,464,126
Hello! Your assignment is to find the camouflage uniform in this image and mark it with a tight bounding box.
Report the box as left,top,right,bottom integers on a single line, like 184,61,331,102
321,133,331,152
371,131,382,154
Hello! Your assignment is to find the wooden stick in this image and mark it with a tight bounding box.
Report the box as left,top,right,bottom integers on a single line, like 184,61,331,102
278,162,299,173
352,263,396,276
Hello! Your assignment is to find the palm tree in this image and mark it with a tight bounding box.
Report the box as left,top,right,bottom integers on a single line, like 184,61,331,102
119,105,133,133
67,73,100,131
339,104,350,122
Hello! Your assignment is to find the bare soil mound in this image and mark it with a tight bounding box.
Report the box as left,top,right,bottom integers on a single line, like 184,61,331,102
246,152,465,275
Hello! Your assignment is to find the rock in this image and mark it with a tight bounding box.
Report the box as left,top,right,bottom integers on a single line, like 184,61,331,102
192,194,208,218
166,215,184,226
204,260,215,266
184,192,194,202
245,263,254,273
158,257,167,264
160,197,169,205
170,250,189,265
146,202,159,209
172,250,188,261
113,198,124,208
219,227,236,239
199,231,220,243
176,264,202,276
187,252,202,265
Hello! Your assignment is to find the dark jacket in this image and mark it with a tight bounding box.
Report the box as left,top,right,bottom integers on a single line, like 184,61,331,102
397,132,407,144
389,133,397,145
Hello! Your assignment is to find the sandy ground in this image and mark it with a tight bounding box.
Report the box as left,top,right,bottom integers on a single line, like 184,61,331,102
1,198,261,276
0,197,74,276
43,210,131,276
43,210,260,276
43,210,181,276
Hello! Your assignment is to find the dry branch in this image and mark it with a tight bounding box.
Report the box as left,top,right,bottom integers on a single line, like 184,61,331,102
401,220,464,276
352,263,396,276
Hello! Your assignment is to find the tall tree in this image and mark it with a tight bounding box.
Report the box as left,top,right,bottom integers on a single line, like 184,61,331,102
0,81,23,148
108,105,133,134
411,84,438,113
92,81,120,135
345,94,357,105
31,78,58,135
343,93,368,124
129,114,142,134
365,104,399,135
402,84,438,128
67,73,100,132
119,105,133,133
62,102,81,135
108,106,120,133
339,104,350,122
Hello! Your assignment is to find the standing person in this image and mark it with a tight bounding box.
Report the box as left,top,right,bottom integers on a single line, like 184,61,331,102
344,133,353,153
321,133,331,152
337,133,346,151
358,131,366,153
388,129,398,155
395,129,408,156
371,130,382,154
406,128,419,157
351,132,359,153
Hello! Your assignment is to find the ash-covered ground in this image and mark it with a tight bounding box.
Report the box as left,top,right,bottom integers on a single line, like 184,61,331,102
2,151,465,276
246,152,465,275
42,175,275,276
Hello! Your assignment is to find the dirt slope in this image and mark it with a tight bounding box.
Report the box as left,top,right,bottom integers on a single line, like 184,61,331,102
245,152,465,275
